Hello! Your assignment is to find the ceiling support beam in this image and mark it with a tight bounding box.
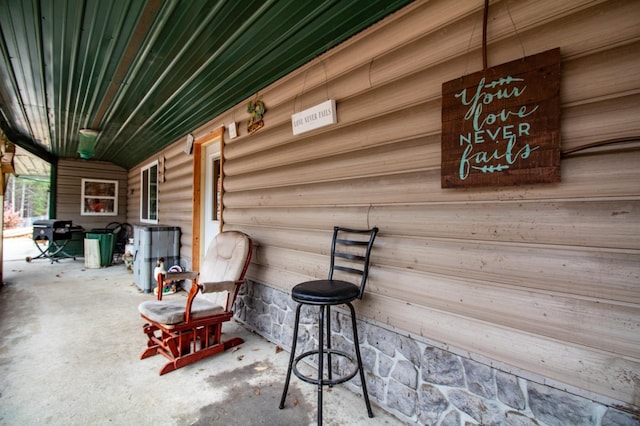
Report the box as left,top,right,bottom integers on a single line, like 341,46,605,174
0,118,56,165
90,0,164,130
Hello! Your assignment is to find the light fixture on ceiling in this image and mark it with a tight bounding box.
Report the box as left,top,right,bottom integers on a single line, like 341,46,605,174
78,129,99,159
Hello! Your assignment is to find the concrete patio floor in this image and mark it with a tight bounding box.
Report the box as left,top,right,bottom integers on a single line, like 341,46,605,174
0,235,405,426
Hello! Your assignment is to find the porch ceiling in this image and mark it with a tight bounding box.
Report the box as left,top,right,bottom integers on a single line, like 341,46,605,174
0,0,412,173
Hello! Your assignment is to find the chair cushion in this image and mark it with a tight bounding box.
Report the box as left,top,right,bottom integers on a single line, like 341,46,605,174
139,298,225,325
200,232,250,283
139,300,185,325
291,279,359,305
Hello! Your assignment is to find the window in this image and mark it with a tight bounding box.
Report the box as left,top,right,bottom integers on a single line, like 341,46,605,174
140,161,158,223
81,179,118,216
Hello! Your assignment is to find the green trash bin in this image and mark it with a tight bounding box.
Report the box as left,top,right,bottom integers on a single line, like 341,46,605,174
64,228,86,257
47,228,85,257
86,232,115,267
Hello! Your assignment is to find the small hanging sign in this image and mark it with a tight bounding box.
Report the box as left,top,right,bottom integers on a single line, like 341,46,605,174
291,99,337,135
228,122,237,139
441,48,561,188
184,133,194,155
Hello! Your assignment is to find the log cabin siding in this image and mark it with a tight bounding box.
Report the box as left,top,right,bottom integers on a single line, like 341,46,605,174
129,0,639,409
126,141,195,269
57,159,127,230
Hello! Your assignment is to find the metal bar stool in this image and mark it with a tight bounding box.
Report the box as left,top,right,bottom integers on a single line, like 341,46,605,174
279,226,379,425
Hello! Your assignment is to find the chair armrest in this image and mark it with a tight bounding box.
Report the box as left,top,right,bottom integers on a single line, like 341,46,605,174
184,279,243,322
157,271,200,301
199,281,238,294
165,271,199,281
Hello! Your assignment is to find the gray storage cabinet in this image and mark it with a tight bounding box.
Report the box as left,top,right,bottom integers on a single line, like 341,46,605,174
133,225,180,293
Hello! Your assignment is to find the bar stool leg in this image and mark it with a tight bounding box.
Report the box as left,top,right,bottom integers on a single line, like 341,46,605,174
326,305,332,385
347,302,373,417
317,305,325,426
279,303,302,409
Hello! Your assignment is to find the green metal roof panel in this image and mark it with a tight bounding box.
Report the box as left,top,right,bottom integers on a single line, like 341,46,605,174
0,0,414,171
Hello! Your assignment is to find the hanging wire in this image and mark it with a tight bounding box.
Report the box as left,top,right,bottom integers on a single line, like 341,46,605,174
506,0,526,59
293,67,311,114
463,8,480,76
482,0,489,69
322,61,329,100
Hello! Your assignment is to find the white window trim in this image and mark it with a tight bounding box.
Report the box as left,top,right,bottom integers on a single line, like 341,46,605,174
140,160,159,224
81,178,118,216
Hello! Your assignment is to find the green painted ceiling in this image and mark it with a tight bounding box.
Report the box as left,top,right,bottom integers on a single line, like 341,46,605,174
0,0,413,174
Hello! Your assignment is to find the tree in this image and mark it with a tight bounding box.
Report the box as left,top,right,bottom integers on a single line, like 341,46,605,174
3,203,23,229
4,175,50,223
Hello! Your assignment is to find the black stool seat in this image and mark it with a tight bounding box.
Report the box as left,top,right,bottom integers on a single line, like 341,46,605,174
292,280,359,305
280,226,378,425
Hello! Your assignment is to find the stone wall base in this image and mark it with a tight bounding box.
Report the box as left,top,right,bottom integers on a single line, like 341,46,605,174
235,280,638,425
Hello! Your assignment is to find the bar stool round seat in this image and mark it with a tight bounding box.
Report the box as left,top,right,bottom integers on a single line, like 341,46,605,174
291,279,359,305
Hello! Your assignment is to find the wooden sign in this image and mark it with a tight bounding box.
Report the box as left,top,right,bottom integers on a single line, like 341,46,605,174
291,99,337,135
441,48,561,188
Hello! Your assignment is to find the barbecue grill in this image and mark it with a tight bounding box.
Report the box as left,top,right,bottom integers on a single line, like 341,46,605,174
27,219,77,263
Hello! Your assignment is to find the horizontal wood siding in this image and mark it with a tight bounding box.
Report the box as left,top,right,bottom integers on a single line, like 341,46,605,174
57,159,127,230
128,0,640,408
127,142,195,269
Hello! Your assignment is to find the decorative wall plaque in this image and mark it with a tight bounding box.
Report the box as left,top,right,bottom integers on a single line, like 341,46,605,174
441,48,561,188
228,122,238,139
291,99,337,135
247,100,266,134
184,133,194,155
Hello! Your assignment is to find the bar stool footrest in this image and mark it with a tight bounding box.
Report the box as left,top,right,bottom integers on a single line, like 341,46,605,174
292,348,358,386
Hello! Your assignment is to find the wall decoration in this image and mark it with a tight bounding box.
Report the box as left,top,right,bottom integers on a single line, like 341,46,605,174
158,156,166,183
291,99,337,135
184,133,194,155
228,122,238,139
441,48,561,188
247,100,266,134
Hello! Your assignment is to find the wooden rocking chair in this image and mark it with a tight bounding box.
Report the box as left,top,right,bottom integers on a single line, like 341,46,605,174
138,231,253,375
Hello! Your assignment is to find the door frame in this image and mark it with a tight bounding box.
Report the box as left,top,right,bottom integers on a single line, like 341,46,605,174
191,127,224,271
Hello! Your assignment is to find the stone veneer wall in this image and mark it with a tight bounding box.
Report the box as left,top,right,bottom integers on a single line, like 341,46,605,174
235,280,638,426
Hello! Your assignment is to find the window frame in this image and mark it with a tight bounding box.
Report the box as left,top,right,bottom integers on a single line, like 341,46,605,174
212,157,221,222
140,161,159,224
81,179,118,216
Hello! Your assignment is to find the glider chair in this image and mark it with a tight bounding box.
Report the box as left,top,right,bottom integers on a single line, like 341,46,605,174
138,231,253,375
279,226,379,425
